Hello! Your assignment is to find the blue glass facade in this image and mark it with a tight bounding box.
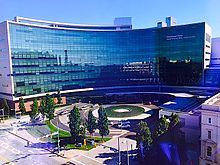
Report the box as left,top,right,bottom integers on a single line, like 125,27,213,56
9,22,205,97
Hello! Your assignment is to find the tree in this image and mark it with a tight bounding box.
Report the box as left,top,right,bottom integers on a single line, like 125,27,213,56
39,98,46,119
44,94,55,121
97,106,109,139
30,99,39,120
87,110,97,136
57,90,62,105
169,113,180,142
79,122,87,142
3,98,10,118
136,121,153,161
169,113,180,129
156,116,169,137
18,98,26,115
46,98,55,121
69,106,81,143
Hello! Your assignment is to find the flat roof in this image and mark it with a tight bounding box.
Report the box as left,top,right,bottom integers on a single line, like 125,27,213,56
11,16,132,31
2,16,208,32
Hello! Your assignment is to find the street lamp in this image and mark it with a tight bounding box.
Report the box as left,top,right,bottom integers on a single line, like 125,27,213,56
118,136,121,165
57,119,60,154
122,140,130,165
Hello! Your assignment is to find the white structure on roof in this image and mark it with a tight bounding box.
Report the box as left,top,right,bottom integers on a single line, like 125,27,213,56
166,16,176,27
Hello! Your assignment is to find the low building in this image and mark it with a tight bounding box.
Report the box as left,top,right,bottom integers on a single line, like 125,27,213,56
199,93,220,165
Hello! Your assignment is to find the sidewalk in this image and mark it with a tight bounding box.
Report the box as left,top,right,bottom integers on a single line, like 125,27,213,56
59,149,87,159
11,129,40,143
0,115,30,126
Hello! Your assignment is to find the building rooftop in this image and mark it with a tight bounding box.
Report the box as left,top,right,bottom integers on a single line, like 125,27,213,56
204,93,220,106
11,16,132,31
200,93,220,112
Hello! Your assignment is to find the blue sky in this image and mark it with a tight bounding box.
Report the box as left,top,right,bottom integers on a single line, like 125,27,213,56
0,0,220,37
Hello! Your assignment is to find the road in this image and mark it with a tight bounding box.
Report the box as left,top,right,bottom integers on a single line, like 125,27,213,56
0,125,67,165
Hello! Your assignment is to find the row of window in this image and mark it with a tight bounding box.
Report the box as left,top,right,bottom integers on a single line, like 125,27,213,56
9,22,206,96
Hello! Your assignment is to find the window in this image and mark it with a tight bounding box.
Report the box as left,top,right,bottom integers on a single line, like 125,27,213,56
208,118,211,124
208,131,211,139
206,45,210,48
206,33,211,43
207,146,212,157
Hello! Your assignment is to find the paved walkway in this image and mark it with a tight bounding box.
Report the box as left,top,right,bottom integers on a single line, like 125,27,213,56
58,136,140,165
0,115,30,126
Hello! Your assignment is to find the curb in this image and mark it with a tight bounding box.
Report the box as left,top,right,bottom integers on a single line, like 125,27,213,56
8,131,31,143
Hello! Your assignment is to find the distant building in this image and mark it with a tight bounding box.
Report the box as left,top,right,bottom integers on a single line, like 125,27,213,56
199,93,220,165
205,37,220,87
114,17,132,29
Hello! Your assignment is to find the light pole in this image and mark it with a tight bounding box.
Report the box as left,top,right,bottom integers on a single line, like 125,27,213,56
118,136,121,165
57,119,60,154
122,140,130,165
126,141,129,165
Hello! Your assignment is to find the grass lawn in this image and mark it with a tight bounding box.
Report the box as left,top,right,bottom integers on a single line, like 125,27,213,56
45,120,71,138
65,136,111,150
105,105,145,118
65,144,93,150
87,136,111,143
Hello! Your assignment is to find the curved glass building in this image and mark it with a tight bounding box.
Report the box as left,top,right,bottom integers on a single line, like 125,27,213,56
0,16,212,107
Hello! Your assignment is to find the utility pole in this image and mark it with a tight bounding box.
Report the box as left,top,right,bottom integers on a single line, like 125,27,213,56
118,136,121,165
126,141,129,165
57,120,60,154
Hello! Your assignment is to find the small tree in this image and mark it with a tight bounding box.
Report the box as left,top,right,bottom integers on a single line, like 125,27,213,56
46,98,55,121
69,106,81,143
136,121,153,161
57,90,62,105
39,98,46,119
18,98,26,115
156,116,169,137
97,106,109,139
43,94,55,121
169,113,180,129
79,122,87,142
45,94,50,114
30,99,39,120
3,98,10,118
169,113,180,142
87,110,97,136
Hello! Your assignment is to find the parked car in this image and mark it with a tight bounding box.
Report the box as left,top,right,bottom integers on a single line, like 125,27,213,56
75,143,82,147
118,120,130,125
118,123,131,128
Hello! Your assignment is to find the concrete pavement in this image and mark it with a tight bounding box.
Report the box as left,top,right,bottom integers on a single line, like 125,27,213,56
0,111,141,165
59,137,139,165
0,128,66,165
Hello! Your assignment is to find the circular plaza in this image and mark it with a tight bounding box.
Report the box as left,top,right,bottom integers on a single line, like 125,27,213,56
92,104,151,121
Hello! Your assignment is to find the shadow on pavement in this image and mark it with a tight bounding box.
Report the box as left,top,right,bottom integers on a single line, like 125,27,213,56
28,142,56,151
